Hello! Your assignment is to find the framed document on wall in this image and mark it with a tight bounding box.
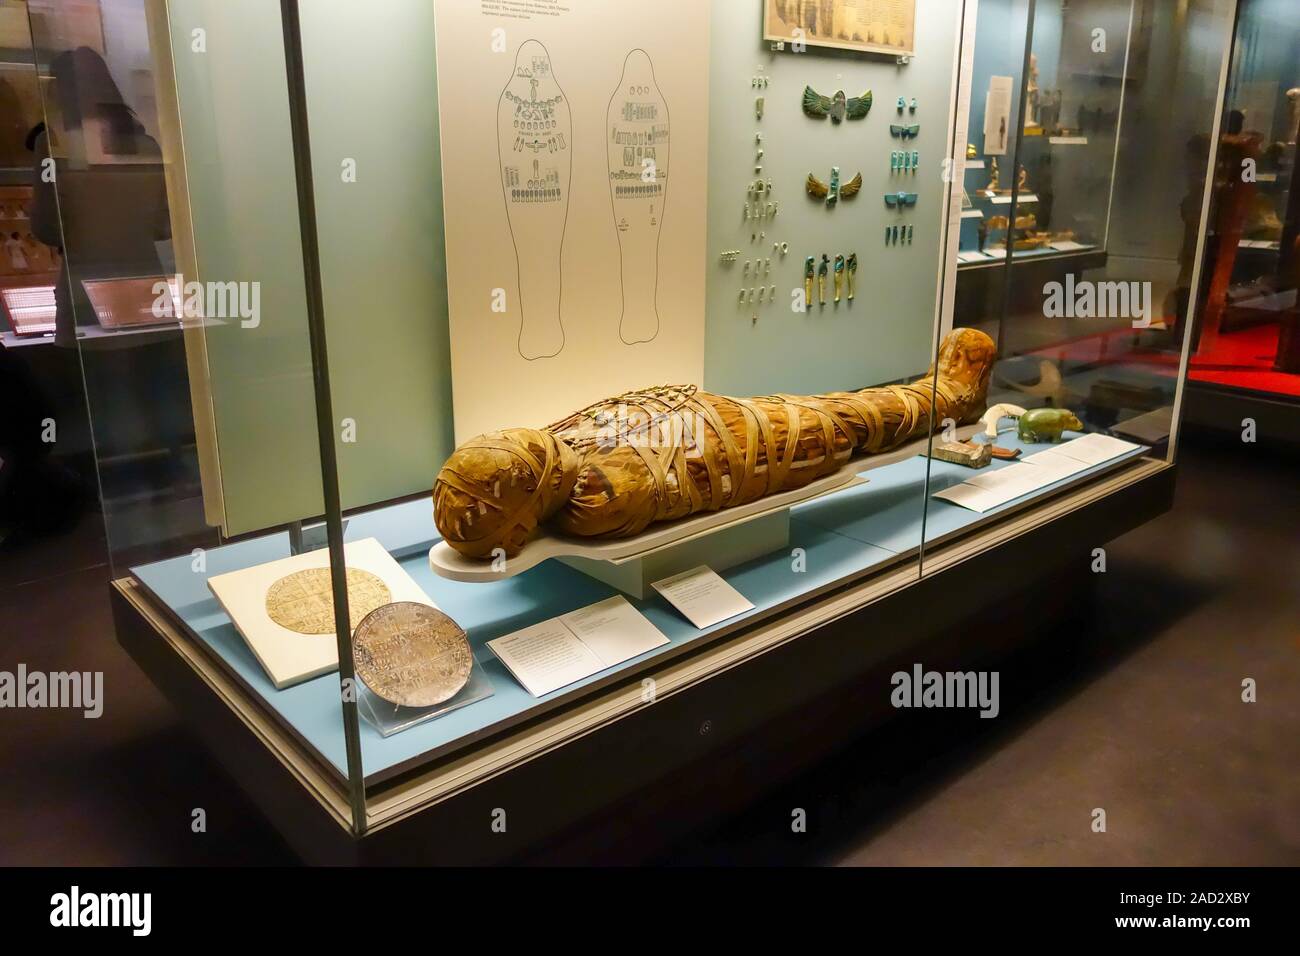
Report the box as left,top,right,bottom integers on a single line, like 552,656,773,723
764,0,916,57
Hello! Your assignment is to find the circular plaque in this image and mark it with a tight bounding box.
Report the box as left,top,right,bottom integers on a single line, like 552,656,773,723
265,567,391,635
352,602,473,709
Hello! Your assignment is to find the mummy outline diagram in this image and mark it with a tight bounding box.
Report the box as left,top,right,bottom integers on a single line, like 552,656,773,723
497,39,571,360
606,48,669,346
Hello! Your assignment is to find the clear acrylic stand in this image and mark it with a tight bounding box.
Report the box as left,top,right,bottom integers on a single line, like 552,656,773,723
356,657,494,737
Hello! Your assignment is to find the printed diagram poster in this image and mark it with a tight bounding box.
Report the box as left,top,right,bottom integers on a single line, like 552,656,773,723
434,0,709,441
764,0,916,56
983,75,1014,156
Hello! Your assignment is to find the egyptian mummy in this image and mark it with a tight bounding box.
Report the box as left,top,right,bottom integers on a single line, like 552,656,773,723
434,328,996,559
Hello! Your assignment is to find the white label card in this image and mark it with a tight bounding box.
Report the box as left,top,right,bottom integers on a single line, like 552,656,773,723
964,462,1053,497
991,193,1038,205
651,566,755,629
934,464,1049,512
487,620,604,698
558,595,670,668
1049,433,1140,466
932,482,1007,513
1021,448,1091,479
488,595,669,698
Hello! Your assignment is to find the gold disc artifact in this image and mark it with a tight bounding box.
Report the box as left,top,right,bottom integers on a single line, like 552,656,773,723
265,567,391,635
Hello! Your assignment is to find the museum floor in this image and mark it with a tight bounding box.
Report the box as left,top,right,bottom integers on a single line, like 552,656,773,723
0,434,1296,866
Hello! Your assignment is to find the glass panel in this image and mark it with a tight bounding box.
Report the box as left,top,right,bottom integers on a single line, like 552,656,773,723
85,0,995,825
55,0,1239,830
26,0,364,811
1190,0,1300,397
952,0,1033,332
923,0,1239,565
0,1,102,580
25,0,217,572
318,0,975,809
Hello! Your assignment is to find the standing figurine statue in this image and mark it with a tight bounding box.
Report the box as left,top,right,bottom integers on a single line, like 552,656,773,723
1026,52,1041,127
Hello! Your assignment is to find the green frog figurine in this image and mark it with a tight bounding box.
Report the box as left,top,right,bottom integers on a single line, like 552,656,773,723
1017,407,1083,443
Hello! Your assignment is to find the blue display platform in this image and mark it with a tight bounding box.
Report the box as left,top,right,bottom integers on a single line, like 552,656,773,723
131,431,1149,783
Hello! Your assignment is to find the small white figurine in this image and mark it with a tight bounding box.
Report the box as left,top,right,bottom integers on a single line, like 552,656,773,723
980,403,1028,439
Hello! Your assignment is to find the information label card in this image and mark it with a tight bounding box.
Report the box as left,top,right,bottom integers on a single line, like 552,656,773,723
487,596,668,698
652,565,755,629
934,433,1141,513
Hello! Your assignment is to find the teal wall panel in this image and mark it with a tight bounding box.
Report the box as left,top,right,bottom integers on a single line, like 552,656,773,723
300,2,453,522
704,0,963,396
167,0,451,536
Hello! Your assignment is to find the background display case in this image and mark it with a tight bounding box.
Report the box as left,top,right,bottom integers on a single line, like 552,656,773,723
958,0,1133,267
9,0,208,580
953,0,1239,464
1181,0,1300,445
20,0,1239,860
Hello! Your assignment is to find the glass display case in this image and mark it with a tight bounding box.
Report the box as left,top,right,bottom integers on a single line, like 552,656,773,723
1187,0,1300,410
954,0,1238,466
958,0,1134,267
11,0,212,575
24,0,1237,856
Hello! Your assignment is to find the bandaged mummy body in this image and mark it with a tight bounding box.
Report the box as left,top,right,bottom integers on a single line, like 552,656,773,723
434,328,996,559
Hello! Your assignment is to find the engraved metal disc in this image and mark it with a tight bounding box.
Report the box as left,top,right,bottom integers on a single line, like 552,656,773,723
352,602,473,709
265,567,391,635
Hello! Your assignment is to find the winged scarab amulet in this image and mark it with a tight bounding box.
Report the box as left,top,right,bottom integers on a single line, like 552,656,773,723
803,86,871,124
883,191,918,209
808,168,863,207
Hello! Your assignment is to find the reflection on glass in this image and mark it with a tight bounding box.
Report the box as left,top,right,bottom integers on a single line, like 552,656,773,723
0,3,93,561
1191,0,1300,397
969,0,1236,446
82,276,178,330
26,0,213,572
1,284,56,335
924,0,1238,564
